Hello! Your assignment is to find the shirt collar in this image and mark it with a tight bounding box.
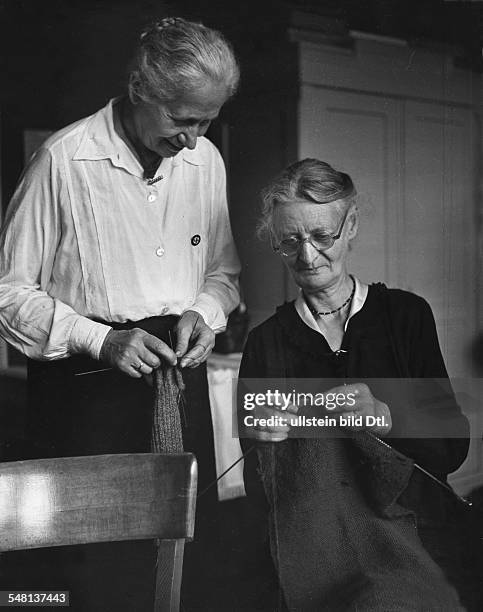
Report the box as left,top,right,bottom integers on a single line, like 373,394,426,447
73,97,205,168
73,98,124,163
295,276,368,335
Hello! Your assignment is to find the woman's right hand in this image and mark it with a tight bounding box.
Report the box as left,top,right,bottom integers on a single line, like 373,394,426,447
242,402,298,443
325,382,392,436
99,328,177,378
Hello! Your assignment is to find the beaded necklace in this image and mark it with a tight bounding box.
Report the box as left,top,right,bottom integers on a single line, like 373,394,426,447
305,276,355,317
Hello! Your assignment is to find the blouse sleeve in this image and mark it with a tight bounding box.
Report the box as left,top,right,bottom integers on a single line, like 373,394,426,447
0,147,111,360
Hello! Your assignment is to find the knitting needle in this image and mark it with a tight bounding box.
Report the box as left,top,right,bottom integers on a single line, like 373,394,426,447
75,331,177,377
168,328,188,427
74,367,113,376
197,446,255,499
366,431,473,507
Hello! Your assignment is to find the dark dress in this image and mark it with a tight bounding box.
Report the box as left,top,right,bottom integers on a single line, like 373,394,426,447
239,284,470,611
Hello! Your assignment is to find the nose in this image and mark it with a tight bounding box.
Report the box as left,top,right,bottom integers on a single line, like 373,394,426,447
177,127,198,150
298,239,320,264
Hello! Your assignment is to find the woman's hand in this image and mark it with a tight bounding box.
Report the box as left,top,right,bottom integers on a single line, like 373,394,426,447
99,328,177,378
243,403,298,443
327,383,392,436
175,310,215,368
99,310,215,379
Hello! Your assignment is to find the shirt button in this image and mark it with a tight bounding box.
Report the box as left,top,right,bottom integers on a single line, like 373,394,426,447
156,247,165,257
147,193,157,203
161,306,169,315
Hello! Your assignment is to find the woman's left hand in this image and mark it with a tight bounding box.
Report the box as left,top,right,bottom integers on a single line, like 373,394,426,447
327,382,392,436
175,310,215,368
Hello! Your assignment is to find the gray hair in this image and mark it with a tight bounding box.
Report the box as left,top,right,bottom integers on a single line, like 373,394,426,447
128,17,240,104
258,158,357,239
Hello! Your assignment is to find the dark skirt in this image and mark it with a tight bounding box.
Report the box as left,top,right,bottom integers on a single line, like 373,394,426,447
1,315,250,611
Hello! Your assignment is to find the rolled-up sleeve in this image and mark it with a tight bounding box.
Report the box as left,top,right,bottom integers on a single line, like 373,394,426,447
0,148,111,360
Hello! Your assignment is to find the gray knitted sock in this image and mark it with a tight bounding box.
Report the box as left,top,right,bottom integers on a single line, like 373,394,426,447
151,365,185,453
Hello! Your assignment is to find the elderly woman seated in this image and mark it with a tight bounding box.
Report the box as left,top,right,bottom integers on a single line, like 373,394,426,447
239,159,469,611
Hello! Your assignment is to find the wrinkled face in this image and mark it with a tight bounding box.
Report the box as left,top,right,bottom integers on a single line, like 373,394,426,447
131,80,227,158
271,199,358,293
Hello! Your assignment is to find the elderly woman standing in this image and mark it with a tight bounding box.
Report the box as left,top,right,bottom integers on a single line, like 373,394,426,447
0,17,240,610
239,159,470,610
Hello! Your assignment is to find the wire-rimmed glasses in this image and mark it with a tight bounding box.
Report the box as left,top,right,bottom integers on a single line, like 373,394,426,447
272,208,350,257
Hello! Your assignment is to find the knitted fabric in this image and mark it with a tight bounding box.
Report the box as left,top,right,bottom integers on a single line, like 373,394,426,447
255,437,463,611
151,364,185,453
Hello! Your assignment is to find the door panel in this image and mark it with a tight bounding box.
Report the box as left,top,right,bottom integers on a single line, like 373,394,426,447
404,101,476,377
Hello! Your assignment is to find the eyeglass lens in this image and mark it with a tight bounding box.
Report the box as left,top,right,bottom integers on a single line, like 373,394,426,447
280,234,334,255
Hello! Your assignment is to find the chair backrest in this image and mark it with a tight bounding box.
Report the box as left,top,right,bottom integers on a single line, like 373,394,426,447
0,453,197,611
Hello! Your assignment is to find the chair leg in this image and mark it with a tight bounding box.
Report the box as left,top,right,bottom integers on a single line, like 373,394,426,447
154,539,185,612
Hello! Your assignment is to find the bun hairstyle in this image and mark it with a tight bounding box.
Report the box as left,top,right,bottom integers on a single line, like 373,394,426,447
139,16,180,40
128,16,240,104
258,159,357,239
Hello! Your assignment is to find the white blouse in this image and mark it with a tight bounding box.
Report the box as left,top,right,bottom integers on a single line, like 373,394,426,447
0,99,240,360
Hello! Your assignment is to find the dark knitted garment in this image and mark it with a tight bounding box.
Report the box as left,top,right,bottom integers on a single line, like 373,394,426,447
240,284,469,611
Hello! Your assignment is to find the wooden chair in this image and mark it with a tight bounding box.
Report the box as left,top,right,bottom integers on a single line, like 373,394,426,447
0,453,197,611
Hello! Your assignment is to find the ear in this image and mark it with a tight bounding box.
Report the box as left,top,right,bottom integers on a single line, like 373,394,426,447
268,229,279,252
346,206,359,240
127,72,141,104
